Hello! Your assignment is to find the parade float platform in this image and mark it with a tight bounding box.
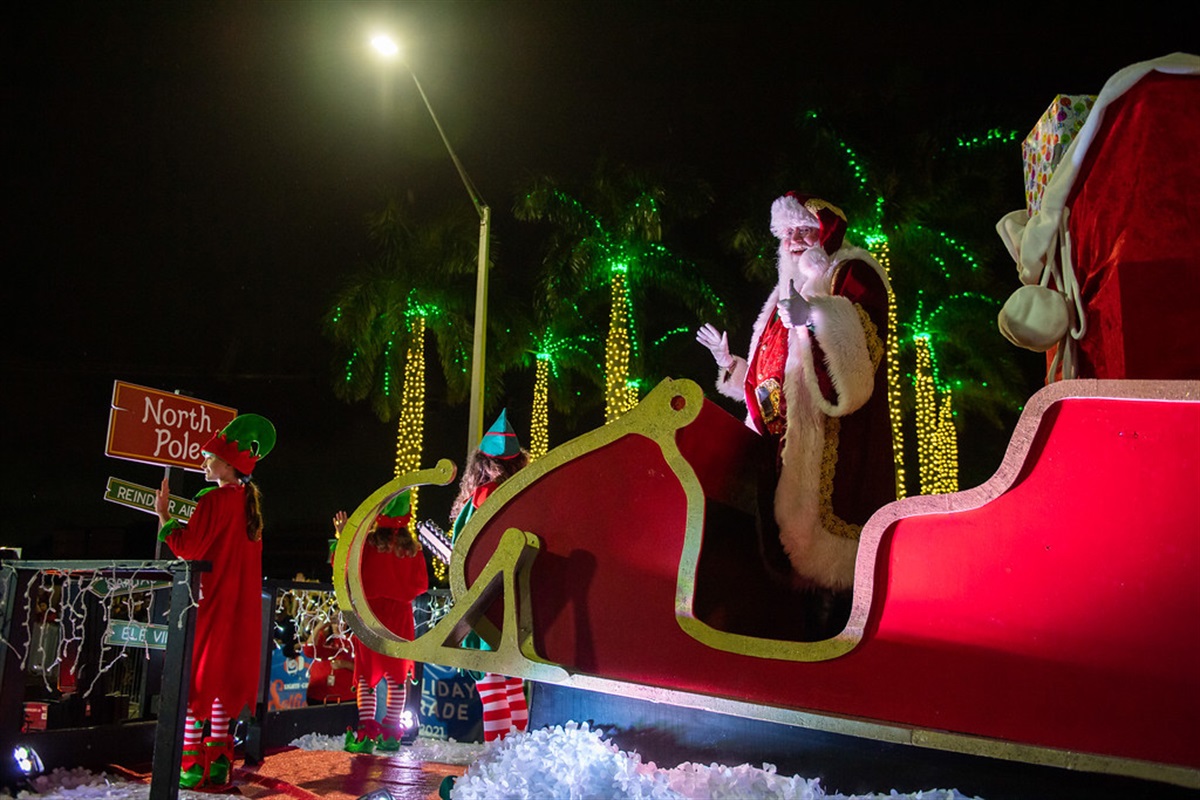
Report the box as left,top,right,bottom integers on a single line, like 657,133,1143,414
336,377,1200,795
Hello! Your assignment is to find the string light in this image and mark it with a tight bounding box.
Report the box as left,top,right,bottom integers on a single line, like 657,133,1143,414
934,393,960,494
954,127,1021,150
530,354,550,460
394,314,426,527
3,564,200,710
868,239,907,500
604,269,638,422
913,335,939,494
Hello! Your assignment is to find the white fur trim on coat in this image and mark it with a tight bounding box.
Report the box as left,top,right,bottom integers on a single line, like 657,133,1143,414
714,244,888,590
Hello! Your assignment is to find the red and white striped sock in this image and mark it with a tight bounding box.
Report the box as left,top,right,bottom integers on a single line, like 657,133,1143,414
209,699,230,740
381,678,408,733
183,713,204,750
475,673,512,742
505,677,528,732
356,678,377,727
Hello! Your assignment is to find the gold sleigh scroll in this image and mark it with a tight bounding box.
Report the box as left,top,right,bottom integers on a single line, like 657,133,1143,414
335,378,865,683
331,459,569,683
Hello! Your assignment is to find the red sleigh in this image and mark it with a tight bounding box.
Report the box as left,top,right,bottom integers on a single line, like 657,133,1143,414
334,376,1200,790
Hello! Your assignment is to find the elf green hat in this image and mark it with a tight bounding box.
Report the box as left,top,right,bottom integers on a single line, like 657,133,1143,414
376,491,412,529
479,409,521,459
201,413,276,476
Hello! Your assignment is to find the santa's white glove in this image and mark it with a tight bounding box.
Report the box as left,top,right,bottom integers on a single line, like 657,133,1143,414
777,279,812,330
696,323,732,370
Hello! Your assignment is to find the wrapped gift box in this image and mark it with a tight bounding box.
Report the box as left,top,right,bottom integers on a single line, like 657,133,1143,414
1022,94,1096,215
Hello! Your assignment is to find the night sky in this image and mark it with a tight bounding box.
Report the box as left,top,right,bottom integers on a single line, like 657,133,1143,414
1,1,1188,575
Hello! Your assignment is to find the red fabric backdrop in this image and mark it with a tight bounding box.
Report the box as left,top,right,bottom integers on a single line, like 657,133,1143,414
1063,71,1200,379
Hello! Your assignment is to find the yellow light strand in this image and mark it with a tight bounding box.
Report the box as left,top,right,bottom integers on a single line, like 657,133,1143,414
913,336,960,496
914,336,938,495
870,240,907,500
530,356,550,461
393,315,426,524
933,392,960,494
604,271,637,423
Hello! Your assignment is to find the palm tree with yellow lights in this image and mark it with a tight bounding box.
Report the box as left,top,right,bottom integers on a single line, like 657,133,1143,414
323,197,478,539
514,160,726,424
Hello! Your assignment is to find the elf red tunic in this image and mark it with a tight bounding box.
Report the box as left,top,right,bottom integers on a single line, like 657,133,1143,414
162,483,262,719
353,543,429,686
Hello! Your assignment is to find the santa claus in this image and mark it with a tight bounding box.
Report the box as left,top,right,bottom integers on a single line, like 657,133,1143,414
697,192,895,592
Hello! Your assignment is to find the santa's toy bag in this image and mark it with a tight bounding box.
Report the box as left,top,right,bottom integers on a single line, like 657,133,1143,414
997,52,1200,382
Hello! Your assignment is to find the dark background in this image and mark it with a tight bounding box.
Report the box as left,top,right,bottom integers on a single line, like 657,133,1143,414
1,1,1188,577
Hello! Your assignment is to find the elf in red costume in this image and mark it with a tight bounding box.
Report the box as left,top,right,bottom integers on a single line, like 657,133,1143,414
697,193,894,595
154,413,275,790
449,410,530,742
332,490,429,753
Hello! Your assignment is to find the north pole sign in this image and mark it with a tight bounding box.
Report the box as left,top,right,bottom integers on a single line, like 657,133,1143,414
106,381,237,471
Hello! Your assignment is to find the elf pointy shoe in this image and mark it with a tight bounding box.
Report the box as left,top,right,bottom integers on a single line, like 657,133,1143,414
179,748,206,790
203,736,235,790
343,726,376,754
374,725,403,752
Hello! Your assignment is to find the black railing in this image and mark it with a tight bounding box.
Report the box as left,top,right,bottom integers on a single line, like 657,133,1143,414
0,559,204,800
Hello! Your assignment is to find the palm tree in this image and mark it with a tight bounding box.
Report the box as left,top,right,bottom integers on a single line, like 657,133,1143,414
323,197,478,529
514,160,726,424
521,305,605,459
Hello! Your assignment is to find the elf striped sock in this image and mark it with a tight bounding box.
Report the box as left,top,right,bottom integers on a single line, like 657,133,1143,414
183,714,204,750
505,677,528,732
356,678,377,727
475,673,512,742
209,699,230,740
381,678,408,732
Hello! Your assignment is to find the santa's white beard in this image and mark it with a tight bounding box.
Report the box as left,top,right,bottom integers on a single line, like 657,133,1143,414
776,245,832,299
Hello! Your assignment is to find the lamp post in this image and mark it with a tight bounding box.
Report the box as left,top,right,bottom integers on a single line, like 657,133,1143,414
371,34,489,465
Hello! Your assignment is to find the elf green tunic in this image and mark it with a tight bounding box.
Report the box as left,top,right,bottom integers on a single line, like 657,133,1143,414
450,481,499,655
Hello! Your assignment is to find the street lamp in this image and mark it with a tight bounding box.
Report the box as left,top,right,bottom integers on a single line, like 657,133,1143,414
370,33,490,466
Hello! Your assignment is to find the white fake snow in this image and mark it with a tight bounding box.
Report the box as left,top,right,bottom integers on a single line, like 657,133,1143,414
3,722,982,800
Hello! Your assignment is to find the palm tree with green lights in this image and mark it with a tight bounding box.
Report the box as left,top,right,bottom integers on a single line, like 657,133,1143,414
323,196,478,527
522,303,605,459
514,160,727,424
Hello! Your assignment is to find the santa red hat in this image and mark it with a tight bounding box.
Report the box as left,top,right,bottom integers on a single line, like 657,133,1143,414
769,192,848,253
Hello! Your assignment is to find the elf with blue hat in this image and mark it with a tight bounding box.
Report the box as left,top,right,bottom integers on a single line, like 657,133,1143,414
450,409,526,539
447,409,530,743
